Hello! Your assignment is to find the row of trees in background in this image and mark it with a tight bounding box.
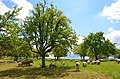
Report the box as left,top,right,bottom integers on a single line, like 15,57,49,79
74,32,117,60
0,0,120,68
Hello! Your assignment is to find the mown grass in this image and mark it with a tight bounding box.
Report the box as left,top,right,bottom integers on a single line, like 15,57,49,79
0,58,119,79
80,61,120,79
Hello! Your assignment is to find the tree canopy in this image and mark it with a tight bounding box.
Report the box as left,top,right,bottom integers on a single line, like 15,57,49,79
23,1,77,67
0,6,32,59
73,32,116,60
0,6,21,57
115,49,120,59
83,32,116,60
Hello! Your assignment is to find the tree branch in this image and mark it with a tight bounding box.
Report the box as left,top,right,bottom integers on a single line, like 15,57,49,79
22,32,38,54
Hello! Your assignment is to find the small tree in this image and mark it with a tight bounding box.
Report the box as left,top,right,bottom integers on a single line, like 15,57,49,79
18,41,33,60
74,42,88,61
52,45,68,60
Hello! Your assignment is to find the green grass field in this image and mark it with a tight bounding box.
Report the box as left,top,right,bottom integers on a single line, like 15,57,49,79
0,58,120,79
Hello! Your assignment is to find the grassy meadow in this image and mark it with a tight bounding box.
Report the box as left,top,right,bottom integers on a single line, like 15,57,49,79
0,58,120,79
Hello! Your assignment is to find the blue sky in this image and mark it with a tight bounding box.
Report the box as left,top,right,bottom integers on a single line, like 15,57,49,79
26,0,118,36
0,0,120,48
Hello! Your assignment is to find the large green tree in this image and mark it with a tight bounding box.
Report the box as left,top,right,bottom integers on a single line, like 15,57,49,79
84,32,116,60
23,1,77,67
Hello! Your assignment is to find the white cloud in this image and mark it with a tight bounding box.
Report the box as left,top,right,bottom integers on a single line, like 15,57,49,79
0,0,33,20
105,28,120,49
0,0,11,14
11,0,33,20
77,36,84,44
101,0,120,22
108,27,114,32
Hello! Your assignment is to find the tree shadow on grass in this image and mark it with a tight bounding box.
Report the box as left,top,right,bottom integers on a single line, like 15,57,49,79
0,66,75,79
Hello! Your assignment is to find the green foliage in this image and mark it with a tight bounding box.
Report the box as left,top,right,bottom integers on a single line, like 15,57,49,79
115,49,120,58
73,42,88,60
52,45,68,59
0,6,21,57
102,39,116,56
0,6,22,29
0,37,13,56
23,1,77,67
0,6,32,58
84,32,116,60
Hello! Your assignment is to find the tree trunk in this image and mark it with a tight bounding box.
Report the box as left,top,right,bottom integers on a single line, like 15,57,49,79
95,55,98,60
36,56,39,60
118,55,120,59
81,56,83,60
41,55,45,68
83,56,85,61
14,56,18,61
57,56,59,60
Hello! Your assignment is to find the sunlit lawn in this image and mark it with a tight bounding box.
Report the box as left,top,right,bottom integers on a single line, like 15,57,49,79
81,61,120,79
0,58,119,79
